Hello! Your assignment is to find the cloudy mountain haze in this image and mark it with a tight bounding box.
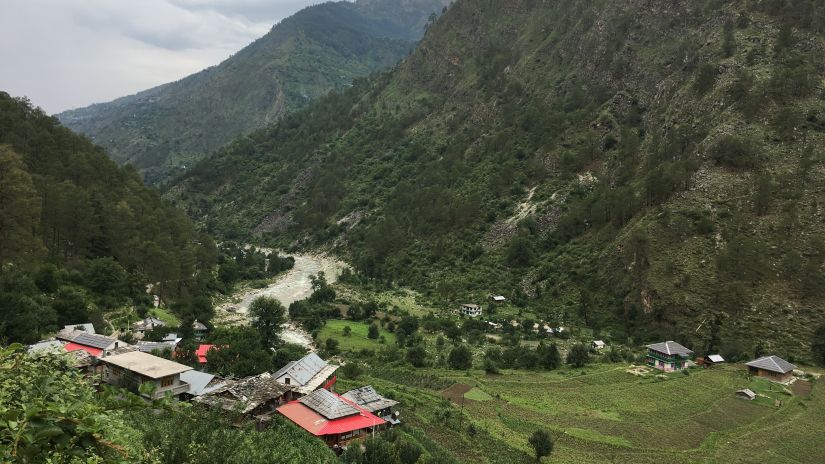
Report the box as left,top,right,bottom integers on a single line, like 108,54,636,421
0,0,326,113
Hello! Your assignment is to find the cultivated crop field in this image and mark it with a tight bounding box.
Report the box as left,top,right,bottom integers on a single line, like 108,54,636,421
362,364,824,464
315,319,396,352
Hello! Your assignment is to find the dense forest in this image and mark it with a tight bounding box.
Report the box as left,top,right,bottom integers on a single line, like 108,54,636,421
58,0,450,184
169,0,825,358
0,92,215,344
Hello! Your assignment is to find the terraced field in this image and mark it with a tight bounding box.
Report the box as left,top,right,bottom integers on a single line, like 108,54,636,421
346,364,823,463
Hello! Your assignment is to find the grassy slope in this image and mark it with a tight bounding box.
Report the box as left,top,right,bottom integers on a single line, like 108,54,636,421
170,0,825,358
58,0,449,184
340,364,823,464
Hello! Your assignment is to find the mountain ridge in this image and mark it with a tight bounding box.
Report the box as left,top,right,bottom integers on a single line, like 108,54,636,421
57,0,449,184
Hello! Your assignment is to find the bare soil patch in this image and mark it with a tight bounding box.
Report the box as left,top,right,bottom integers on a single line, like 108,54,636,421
441,383,473,404
792,380,813,397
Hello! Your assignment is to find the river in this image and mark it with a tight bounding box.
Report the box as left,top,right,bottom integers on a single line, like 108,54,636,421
215,252,347,349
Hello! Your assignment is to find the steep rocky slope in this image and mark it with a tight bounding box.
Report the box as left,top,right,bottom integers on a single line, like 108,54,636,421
169,0,825,359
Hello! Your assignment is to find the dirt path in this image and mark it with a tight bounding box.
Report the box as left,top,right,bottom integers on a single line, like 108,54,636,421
216,252,347,348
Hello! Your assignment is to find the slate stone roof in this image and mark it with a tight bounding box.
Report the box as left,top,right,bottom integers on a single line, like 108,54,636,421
746,355,796,374
195,372,293,414
645,341,693,356
57,329,118,350
341,385,398,413
63,323,95,334
299,388,359,419
274,352,328,386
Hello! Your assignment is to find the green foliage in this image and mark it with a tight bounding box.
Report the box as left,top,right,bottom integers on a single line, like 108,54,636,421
711,135,758,170
368,323,380,339
249,296,286,348
0,345,145,462
448,344,473,370
812,323,825,366
407,344,429,367
528,429,553,461
206,327,273,377
566,343,591,368
133,408,335,463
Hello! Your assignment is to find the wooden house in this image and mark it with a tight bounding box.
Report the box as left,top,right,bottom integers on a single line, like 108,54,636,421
735,388,756,401
746,355,795,383
645,341,693,371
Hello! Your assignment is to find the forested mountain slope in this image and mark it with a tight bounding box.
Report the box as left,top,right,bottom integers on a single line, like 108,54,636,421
56,0,449,185
0,92,215,343
169,0,825,359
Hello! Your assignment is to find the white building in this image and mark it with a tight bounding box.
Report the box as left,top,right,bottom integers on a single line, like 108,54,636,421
458,304,482,317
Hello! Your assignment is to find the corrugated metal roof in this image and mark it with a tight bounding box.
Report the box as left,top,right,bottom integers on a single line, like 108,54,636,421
707,354,725,363
277,398,384,436
299,388,359,419
274,352,328,386
645,341,693,356
746,355,795,374
180,370,227,396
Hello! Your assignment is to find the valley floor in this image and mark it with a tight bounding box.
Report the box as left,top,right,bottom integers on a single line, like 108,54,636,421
339,364,824,464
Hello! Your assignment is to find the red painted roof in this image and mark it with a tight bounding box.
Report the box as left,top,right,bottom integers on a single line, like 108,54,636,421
277,392,384,436
64,342,103,357
195,344,215,364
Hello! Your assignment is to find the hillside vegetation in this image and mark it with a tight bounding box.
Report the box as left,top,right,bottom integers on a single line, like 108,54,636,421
0,92,215,344
169,0,825,359
57,0,449,184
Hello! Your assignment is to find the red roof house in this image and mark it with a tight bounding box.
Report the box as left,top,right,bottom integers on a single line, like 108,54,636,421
195,344,216,364
64,342,103,357
277,388,384,446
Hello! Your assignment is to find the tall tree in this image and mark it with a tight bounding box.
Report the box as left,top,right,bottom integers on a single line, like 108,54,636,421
249,296,286,348
528,429,554,462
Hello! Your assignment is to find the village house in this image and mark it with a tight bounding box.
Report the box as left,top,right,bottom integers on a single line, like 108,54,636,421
101,351,192,400
457,304,482,317
697,354,725,367
195,372,294,422
274,353,339,396
746,355,796,383
132,317,166,337
192,320,208,340
645,341,693,371
491,295,506,304
277,388,385,447
341,385,400,425
56,329,124,358
592,340,606,350
195,344,216,365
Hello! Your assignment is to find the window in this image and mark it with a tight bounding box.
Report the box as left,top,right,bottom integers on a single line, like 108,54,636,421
111,366,123,377
161,377,174,387
284,378,290,385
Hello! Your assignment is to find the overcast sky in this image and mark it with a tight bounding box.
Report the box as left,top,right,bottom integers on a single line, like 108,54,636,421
0,0,328,114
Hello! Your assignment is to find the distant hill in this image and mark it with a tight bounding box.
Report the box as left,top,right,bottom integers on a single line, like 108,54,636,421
169,0,825,359
57,0,449,184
